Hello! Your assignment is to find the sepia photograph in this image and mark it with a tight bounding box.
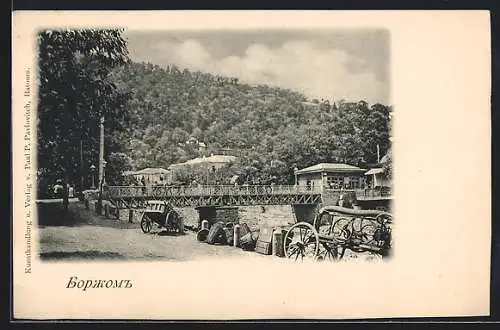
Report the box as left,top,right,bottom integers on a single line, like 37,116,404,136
12,11,490,320
36,28,393,263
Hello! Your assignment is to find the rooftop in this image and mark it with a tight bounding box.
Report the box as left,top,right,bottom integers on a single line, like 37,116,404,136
364,168,384,175
129,167,170,175
296,163,366,175
380,150,391,164
188,155,237,164
169,155,237,169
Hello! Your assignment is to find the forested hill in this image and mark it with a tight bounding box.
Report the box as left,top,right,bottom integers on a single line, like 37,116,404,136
109,61,392,183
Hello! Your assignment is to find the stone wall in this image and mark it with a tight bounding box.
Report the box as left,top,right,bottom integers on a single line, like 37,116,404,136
238,205,296,231
321,189,341,206
214,207,239,225
111,202,327,231
174,207,199,228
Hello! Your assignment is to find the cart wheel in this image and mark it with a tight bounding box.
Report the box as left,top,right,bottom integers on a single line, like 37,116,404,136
360,223,377,245
315,243,339,261
284,222,319,261
331,217,352,241
140,217,152,233
375,213,392,225
374,213,392,248
166,211,182,233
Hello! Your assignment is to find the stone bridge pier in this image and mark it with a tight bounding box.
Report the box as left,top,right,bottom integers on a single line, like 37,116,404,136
193,190,343,229
291,204,319,224
291,190,341,224
195,206,239,230
195,204,323,230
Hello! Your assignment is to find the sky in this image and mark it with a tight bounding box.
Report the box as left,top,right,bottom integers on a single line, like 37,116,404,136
124,29,390,105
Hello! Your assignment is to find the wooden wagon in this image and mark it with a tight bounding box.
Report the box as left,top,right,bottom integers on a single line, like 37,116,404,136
139,200,184,234
283,205,392,261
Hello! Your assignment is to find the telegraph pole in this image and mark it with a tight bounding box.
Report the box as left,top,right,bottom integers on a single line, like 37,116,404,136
96,116,105,215
99,116,105,186
80,139,84,191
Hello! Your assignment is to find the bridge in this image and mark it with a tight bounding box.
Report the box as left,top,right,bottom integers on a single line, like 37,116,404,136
102,184,391,209
100,184,392,226
103,185,323,209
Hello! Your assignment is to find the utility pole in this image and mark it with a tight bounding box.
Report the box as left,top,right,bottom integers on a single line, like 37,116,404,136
96,116,105,215
99,116,105,186
80,139,84,191
377,144,380,164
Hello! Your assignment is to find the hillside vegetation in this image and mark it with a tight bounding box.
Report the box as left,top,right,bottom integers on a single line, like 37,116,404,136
109,62,392,184
35,29,391,193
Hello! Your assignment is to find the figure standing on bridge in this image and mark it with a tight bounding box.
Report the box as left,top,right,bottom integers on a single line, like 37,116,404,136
141,176,146,194
62,180,69,210
53,179,64,198
338,193,344,207
68,184,74,198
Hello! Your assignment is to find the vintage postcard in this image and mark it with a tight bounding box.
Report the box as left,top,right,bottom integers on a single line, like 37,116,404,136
12,10,491,320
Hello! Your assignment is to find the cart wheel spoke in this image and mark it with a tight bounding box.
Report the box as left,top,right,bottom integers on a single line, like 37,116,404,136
141,218,151,233
289,247,298,258
316,243,335,261
284,222,320,261
287,244,300,258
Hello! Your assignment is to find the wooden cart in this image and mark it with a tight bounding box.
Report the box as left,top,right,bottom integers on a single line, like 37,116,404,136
283,205,392,261
139,200,184,234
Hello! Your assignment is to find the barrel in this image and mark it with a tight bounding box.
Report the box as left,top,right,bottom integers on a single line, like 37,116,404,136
201,220,209,230
233,224,241,247
197,229,209,242
272,230,284,257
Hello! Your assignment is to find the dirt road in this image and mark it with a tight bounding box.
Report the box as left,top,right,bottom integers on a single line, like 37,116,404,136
38,201,270,262
37,200,380,262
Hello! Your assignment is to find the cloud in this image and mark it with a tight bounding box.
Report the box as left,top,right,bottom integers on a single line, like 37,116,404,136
133,38,388,104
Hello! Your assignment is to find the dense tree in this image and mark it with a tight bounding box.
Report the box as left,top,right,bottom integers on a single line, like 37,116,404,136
381,148,392,180
106,152,133,185
105,61,392,185
37,29,130,201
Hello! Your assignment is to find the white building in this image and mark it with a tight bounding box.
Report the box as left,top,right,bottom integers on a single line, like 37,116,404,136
295,163,367,190
127,167,172,185
364,149,392,188
364,168,390,188
168,154,237,171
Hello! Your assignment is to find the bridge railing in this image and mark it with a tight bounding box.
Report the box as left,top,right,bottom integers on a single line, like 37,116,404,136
322,188,392,199
353,188,392,199
103,186,146,199
103,184,322,199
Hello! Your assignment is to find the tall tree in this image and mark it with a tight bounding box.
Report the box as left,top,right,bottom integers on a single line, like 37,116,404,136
37,29,130,203
381,148,392,180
